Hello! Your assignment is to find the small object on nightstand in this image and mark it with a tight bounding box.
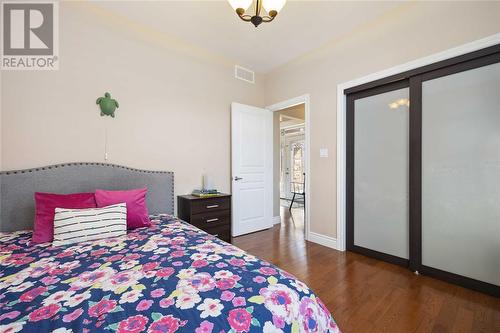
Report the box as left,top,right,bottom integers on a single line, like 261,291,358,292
192,189,221,198
177,193,231,243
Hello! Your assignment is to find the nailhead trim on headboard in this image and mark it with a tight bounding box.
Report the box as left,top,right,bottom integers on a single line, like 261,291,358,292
0,162,174,176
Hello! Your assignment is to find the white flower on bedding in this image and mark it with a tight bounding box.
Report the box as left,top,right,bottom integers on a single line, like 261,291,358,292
70,267,116,290
196,298,223,318
153,247,170,255
52,328,73,333
172,236,186,243
4,267,32,286
141,240,158,252
190,252,207,261
60,260,80,270
176,268,196,279
43,290,76,305
206,254,222,262
120,260,139,270
64,291,91,307
175,292,201,310
214,270,233,279
101,270,143,293
100,238,124,247
260,283,300,325
290,280,310,294
244,254,259,262
0,322,24,333
119,289,143,304
69,245,93,253
110,245,125,252
7,281,33,293
263,322,284,333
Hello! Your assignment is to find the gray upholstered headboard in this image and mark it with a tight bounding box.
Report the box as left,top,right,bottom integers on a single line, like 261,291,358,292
0,162,174,232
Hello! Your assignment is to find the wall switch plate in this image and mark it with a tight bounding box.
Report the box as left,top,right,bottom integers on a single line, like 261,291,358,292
320,148,328,158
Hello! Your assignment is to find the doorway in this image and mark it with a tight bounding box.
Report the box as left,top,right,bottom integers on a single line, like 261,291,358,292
267,95,310,240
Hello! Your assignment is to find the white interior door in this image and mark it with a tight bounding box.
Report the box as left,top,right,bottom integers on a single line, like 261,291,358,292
231,102,273,236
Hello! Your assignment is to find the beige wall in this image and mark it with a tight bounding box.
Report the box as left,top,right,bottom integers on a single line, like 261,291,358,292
1,2,265,209
264,1,500,238
2,1,499,239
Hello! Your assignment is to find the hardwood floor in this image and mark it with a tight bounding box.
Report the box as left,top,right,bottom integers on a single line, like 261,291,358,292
232,207,500,333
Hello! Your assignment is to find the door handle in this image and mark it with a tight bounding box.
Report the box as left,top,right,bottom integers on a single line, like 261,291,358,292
234,176,243,181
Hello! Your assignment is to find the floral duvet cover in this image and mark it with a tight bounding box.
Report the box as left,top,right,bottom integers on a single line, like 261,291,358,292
0,215,340,333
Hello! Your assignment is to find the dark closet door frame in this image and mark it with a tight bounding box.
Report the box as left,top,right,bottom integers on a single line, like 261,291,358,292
345,44,500,298
410,51,500,297
346,79,411,268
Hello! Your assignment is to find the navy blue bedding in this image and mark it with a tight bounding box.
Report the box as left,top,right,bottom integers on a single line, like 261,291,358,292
0,215,340,333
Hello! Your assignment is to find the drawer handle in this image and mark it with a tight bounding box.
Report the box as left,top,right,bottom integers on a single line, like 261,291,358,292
213,234,219,237
206,218,219,223
206,205,219,209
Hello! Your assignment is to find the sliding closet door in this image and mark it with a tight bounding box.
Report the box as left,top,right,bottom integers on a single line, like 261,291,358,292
421,61,500,288
347,82,410,265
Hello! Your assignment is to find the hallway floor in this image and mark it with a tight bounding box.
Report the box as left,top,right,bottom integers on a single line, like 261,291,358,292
232,207,500,333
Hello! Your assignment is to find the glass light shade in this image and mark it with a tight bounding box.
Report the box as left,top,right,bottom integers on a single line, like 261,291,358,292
262,0,286,13
228,0,252,11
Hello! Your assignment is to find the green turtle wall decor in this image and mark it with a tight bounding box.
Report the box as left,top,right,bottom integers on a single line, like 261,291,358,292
96,92,119,118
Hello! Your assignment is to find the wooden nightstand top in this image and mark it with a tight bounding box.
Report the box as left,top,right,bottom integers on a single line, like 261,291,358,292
178,193,231,201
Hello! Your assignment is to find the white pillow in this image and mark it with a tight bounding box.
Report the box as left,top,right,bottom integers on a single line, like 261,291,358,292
53,203,127,246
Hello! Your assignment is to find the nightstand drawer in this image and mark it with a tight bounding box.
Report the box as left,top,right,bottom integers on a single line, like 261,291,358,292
190,210,230,229
191,197,230,214
205,224,231,242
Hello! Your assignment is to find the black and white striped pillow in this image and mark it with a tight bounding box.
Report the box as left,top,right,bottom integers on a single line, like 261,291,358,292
52,203,127,246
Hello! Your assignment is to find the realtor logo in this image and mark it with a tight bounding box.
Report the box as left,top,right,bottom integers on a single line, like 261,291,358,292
1,1,59,70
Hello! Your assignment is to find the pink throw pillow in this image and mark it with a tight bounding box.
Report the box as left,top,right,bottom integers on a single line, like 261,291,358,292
33,192,97,244
95,188,150,229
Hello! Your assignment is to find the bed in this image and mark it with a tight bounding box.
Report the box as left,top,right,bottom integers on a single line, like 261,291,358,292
0,163,340,333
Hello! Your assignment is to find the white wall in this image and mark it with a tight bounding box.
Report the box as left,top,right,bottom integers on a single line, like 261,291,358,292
1,2,265,207
264,1,500,238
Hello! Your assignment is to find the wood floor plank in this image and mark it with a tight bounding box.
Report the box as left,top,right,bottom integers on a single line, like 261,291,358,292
232,207,500,333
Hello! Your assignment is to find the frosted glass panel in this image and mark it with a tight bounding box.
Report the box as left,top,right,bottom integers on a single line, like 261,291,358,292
422,62,500,286
354,88,409,259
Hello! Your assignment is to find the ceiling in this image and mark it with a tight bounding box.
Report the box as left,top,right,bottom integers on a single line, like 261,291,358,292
94,1,403,73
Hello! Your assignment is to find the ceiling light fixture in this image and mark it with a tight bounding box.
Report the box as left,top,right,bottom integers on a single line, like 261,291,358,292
228,0,286,27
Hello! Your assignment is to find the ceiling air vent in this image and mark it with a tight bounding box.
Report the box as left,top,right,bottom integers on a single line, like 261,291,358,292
235,65,255,84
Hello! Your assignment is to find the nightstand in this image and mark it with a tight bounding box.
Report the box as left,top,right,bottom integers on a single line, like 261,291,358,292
177,194,231,243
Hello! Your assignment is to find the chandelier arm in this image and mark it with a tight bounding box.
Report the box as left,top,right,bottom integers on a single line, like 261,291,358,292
235,8,252,22
261,15,276,23
237,14,252,22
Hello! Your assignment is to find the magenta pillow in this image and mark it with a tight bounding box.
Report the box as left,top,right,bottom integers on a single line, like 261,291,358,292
95,188,150,229
33,192,97,244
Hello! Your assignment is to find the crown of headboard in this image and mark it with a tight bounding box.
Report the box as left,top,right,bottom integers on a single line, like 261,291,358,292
0,162,174,232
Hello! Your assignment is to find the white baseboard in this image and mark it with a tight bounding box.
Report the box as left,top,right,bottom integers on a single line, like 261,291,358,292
308,232,338,250
272,216,281,225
